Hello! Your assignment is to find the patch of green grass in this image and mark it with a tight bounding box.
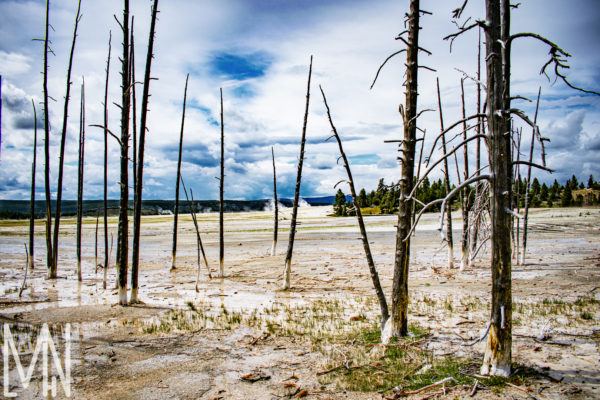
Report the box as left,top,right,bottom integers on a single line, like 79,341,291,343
580,311,593,320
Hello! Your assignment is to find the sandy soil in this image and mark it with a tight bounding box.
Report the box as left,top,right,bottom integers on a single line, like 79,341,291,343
0,206,599,399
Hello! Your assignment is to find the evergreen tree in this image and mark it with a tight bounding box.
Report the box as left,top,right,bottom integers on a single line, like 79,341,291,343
333,189,347,216
571,175,578,190
561,184,572,207
531,178,540,196
358,188,367,208
588,175,595,189
540,183,548,202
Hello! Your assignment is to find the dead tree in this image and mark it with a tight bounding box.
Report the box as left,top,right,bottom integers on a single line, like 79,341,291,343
95,212,99,274
283,55,312,290
76,78,85,282
370,0,433,339
470,27,484,267
181,177,211,291
390,0,423,338
171,73,189,271
436,78,454,269
271,147,279,256
131,0,159,304
130,20,137,196
441,0,598,375
512,126,522,261
29,100,38,271
102,31,112,290
52,0,82,278
219,88,225,277
520,89,541,265
116,0,131,305
320,85,389,330
459,79,470,271
42,0,53,276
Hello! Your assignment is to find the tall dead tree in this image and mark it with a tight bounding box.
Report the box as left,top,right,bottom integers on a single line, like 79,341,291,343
436,78,454,269
480,0,514,376
520,89,541,265
76,78,85,281
29,100,38,271
42,0,53,276
116,0,131,305
219,88,225,277
102,32,111,290
171,74,189,271
283,55,312,290
390,0,423,338
51,0,82,278
130,20,137,199
320,85,389,330
370,0,432,339
470,27,483,267
271,147,279,256
459,79,470,271
131,0,159,304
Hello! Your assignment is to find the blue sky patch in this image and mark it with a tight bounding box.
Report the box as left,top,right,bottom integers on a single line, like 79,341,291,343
188,99,219,126
208,52,272,81
349,154,380,165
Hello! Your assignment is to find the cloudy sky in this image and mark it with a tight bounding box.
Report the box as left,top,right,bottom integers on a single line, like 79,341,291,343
1,0,599,201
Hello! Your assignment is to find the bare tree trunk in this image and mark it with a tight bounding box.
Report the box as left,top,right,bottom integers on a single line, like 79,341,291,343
131,0,159,304
320,85,389,330
171,74,189,271
283,56,312,290
271,147,278,256
130,18,137,199
181,177,211,291
95,212,99,274
52,0,82,278
512,126,521,262
481,0,513,377
219,88,225,277
42,0,54,277
29,99,38,271
521,89,541,265
470,28,483,267
459,79,470,271
436,78,454,269
76,78,85,282
117,0,131,305
390,0,420,339
103,32,112,290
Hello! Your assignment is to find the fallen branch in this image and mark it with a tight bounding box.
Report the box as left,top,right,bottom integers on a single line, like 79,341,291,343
395,377,457,397
463,321,492,346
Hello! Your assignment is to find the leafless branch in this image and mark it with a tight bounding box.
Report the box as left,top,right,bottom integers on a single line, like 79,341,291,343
510,32,600,96
408,134,487,201
512,160,553,173
439,175,492,241
509,108,548,165
426,114,487,164
90,124,122,146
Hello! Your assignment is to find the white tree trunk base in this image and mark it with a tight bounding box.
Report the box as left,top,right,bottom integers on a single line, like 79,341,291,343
219,260,224,278
381,319,393,344
271,241,277,256
283,258,291,290
171,253,177,270
118,286,128,305
130,288,139,303
448,246,454,268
